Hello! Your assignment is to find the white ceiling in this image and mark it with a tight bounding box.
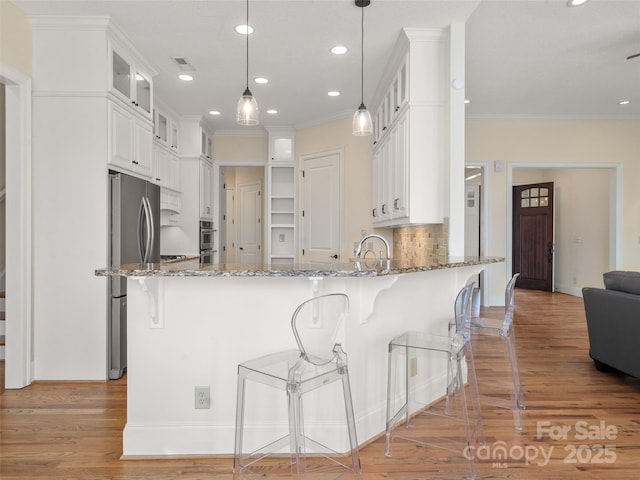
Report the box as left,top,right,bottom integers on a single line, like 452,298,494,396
13,0,640,133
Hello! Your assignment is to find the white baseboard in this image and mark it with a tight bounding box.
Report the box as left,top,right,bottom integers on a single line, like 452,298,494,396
123,372,449,457
555,284,583,298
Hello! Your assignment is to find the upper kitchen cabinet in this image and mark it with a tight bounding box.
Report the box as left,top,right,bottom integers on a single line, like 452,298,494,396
268,130,295,163
201,130,212,161
153,102,180,153
105,23,158,178
109,45,153,119
30,17,158,182
370,28,447,227
179,117,214,220
109,102,153,177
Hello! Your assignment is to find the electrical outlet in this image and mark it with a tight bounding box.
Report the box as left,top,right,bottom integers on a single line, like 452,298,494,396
409,357,418,377
195,386,211,409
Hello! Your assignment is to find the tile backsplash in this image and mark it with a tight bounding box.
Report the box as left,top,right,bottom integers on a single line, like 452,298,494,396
393,220,449,263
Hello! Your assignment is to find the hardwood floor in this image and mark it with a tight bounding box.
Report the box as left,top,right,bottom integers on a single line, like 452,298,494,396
1,290,639,479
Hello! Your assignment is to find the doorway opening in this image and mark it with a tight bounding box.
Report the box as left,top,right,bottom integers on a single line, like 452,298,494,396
0,82,6,392
465,164,490,306
220,166,264,265
509,165,618,296
0,64,33,389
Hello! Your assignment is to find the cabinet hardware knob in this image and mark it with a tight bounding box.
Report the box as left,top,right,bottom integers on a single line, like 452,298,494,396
383,126,387,131
382,204,387,214
329,254,338,259
372,208,377,217
394,198,400,210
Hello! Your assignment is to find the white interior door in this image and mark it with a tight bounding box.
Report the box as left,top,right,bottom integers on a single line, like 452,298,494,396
238,182,261,264
302,151,341,263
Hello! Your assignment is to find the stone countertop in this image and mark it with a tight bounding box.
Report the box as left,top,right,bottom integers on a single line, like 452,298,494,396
95,256,504,278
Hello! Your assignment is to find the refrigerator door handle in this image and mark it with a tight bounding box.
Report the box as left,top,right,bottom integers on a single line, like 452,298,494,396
138,196,146,263
144,196,155,263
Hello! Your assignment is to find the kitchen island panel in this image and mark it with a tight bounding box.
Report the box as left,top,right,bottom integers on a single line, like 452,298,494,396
122,264,483,456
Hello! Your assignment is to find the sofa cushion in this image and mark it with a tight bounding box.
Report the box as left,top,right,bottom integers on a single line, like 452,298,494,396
603,271,640,296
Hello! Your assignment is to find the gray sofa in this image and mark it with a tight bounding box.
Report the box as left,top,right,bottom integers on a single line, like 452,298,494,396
582,271,640,378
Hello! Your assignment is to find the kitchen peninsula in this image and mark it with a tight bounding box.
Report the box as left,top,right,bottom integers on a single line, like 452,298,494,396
96,257,502,457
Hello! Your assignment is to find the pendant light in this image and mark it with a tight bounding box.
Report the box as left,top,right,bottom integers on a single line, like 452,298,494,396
352,0,372,136
236,0,259,126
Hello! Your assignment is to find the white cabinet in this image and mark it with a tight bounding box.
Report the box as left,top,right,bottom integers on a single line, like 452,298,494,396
109,102,153,177
201,130,212,161
373,113,408,224
110,46,153,119
154,107,180,153
370,29,445,227
152,101,182,221
265,128,296,265
200,158,213,220
373,55,408,146
153,145,180,197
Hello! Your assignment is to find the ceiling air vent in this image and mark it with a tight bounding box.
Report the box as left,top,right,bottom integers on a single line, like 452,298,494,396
172,57,195,71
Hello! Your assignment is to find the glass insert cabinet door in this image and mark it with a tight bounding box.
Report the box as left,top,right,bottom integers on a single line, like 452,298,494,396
112,51,131,99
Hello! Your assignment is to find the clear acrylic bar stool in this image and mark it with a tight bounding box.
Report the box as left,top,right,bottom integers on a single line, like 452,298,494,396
385,283,484,480
233,293,361,478
470,273,525,430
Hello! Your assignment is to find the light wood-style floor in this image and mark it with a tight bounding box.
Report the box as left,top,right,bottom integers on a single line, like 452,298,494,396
1,290,639,479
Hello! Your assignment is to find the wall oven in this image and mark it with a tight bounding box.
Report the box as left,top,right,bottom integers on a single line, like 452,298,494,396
200,220,215,264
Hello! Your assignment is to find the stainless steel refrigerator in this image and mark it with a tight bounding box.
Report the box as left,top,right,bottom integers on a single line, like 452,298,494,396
108,171,160,379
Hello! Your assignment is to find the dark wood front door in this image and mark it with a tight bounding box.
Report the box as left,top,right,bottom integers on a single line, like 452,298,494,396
513,182,554,291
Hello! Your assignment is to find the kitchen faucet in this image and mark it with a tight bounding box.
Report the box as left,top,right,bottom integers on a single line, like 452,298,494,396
354,233,391,261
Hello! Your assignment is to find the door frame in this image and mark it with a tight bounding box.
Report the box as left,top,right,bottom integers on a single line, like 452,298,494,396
213,161,266,264
466,162,491,307
299,148,345,263
1,63,33,388
506,162,623,285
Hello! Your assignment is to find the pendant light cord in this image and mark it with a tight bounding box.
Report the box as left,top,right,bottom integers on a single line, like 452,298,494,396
360,4,364,105
246,0,249,89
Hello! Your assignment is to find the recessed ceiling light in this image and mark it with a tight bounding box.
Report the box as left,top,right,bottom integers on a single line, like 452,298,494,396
209,110,221,115
619,100,631,105
331,46,348,55
235,24,254,35
254,77,268,84
178,74,193,81
328,91,341,97
566,0,589,6
464,99,471,104
266,109,278,114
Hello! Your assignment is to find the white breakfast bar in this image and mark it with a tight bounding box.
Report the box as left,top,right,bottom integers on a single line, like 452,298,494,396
96,257,502,457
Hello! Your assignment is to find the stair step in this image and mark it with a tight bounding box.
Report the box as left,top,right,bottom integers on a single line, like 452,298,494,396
0,335,5,347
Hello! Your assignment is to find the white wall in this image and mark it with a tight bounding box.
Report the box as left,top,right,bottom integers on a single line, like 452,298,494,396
467,119,640,302
297,117,393,262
